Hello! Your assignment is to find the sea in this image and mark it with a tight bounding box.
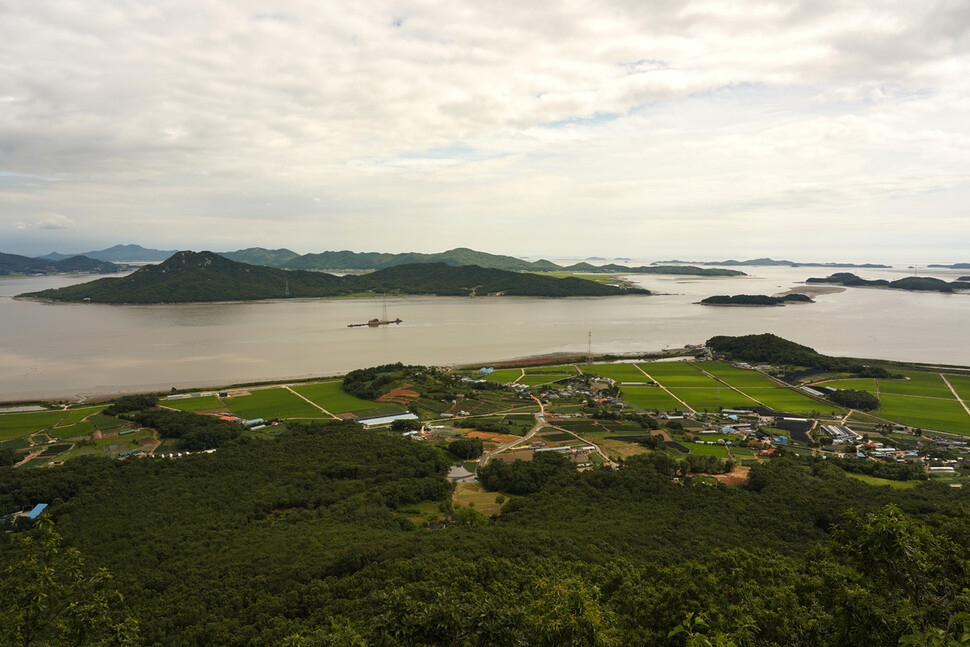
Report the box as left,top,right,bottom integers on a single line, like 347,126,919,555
1,261,968,401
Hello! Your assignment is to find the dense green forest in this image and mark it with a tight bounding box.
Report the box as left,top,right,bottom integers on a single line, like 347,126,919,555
806,272,970,292
19,252,649,303
827,388,881,411
700,294,813,306
4,419,970,646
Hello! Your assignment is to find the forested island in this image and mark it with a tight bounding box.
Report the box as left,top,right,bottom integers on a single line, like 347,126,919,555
38,244,745,276
0,251,123,276
17,251,650,304
807,272,970,293
700,293,813,306
655,257,891,268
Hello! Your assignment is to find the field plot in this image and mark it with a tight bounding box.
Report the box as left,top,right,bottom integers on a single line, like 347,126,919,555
291,381,393,415
225,388,330,420
637,363,718,387
875,394,970,434
54,421,96,438
518,375,562,387
946,375,970,401
697,363,777,387
56,406,108,426
163,396,226,412
685,442,731,458
480,369,523,383
620,386,685,411
822,378,879,392
734,388,828,414
583,363,649,383
668,388,759,412
879,372,955,399
525,366,577,376
0,410,67,442
847,473,920,489
452,483,503,515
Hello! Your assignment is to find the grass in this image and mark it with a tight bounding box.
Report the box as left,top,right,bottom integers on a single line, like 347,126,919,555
479,369,524,383
668,388,760,413
620,386,685,411
57,406,108,426
518,375,563,387
89,414,125,430
879,372,955,399
946,375,970,402
820,378,879,392
0,410,67,442
1,436,31,450
582,363,649,383
697,363,779,388
846,473,920,489
224,388,331,420
291,381,394,415
873,394,970,434
163,396,226,412
452,482,504,516
525,367,578,376
53,421,96,438
685,442,732,458
733,388,831,414
637,362,717,387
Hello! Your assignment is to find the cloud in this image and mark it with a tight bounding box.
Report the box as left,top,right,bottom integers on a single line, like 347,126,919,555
13,213,74,230
0,0,968,259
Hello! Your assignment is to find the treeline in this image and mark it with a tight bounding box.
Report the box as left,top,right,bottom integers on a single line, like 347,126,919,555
701,293,813,305
342,363,424,400
706,333,896,377
130,409,241,450
807,272,970,293
828,388,880,411
827,455,927,481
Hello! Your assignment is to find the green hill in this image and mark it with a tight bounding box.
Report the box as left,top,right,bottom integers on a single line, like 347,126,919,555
701,294,813,306
220,247,300,266
807,272,969,292
0,252,123,276
19,251,649,303
39,244,177,262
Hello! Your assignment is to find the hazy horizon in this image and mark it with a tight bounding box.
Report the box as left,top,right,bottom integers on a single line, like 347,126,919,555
3,1,969,261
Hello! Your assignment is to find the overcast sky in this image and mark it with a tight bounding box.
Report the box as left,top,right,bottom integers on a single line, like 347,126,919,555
2,0,969,262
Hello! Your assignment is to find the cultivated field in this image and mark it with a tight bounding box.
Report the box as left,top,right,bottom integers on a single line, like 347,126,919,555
620,386,685,410
291,381,394,415
582,363,650,383
224,388,330,420
0,410,70,442
163,396,225,412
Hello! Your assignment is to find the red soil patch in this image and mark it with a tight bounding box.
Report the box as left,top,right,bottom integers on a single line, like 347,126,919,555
378,384,420,404
711,467,750,486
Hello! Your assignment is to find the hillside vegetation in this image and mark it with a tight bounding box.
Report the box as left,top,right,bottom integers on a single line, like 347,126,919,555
0,252,122,276
807,272,970,292
701,294,813,306
19,251,649,303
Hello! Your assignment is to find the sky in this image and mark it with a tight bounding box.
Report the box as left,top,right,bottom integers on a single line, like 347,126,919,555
2,0,969,262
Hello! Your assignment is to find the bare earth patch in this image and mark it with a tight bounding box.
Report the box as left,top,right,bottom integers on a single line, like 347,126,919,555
711,466,750,486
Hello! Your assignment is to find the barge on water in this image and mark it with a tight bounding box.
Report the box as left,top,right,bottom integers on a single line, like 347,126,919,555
348,318,403,328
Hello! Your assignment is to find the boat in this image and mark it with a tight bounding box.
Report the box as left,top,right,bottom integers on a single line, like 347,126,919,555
348,293,403,327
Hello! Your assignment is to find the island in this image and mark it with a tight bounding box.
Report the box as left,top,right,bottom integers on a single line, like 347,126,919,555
17,251,650,304
700,293,813,306
0,252,124,276
806,272,970,293
654,257,891,268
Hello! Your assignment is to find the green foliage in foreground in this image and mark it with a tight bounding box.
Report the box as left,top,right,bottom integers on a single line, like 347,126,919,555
4,425,970,646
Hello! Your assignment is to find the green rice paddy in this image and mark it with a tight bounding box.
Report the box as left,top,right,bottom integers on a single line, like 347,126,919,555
163,395,226,412
225,388,330,420
291,381,394,415
620,386,685,410
582,363,649,383
0,410,68,442
668,387,759,412
637,362,717,387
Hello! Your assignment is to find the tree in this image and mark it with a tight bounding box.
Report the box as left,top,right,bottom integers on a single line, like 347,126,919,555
0,519,140,646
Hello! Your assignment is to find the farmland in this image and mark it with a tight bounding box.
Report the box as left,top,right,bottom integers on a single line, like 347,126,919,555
163,395,226,412
291,381,396,415
224,388,331,420
0,410,72,442
620,386,685,410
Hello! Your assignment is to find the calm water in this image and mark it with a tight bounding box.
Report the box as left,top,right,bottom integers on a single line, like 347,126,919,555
2,264,969,401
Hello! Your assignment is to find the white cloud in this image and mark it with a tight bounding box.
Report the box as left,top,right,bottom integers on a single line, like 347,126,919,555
11,213,74,230
0,0,968,259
